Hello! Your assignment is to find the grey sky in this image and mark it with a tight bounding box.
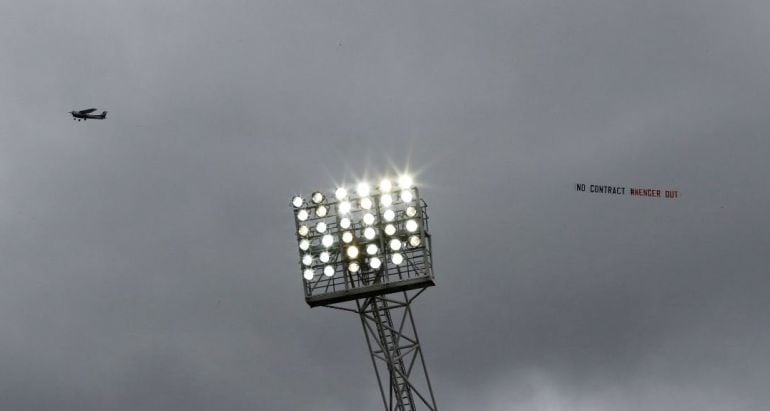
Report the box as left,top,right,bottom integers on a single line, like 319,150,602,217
1,1,769,410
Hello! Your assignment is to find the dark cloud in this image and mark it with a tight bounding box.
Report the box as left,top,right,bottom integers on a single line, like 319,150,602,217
1,1,768,409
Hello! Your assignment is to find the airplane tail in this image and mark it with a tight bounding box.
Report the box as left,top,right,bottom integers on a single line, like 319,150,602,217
101,111,108,118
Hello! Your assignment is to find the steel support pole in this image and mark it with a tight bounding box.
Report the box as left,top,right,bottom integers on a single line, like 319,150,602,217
356,290,438,411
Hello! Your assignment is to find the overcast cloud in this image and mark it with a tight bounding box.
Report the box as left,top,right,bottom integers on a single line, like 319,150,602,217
1,1,769,410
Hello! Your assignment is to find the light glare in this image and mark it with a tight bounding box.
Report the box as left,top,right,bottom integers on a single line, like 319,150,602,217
303,269,314,280
360,197,373,210
356,182,371,197
335,187,347,200
400,190,413,203
380,194,392,207
346,246,359,259
379,179,392,192
338,201,351,214
398,175,413,189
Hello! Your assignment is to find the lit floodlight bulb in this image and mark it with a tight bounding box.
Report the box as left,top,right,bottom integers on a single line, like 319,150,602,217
316,222,327,233
366,243,378,255
398,175,413,189
384,224,396,236
321,234,334,248
311,192,324,204
360,197,373,210
292,196,304,208
406,206,417,217
379,179,393,192
363,213,375,225
340,217,351,229
320,251,330,263
356,182,371,197
380,194,393,207
316,205,328,217
342,231,354,243
323,265,335,277
299,239,310,251
369,257,382,269
400,189,413,203
409,235,421,247
383,209,395,222
303,269,314,280
348,262,360,273
302,254,313,266
335,187,348,200
364,227,376,240
296,209,309,221
298,225,309,236
405,219,419,232
338,201,351,214
389,238,402,251
346,245,359,259
391,253,404,265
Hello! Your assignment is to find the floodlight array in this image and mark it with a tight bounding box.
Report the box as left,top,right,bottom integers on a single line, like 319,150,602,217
290,175,433,303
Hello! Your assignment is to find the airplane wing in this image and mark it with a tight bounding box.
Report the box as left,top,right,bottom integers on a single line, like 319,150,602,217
79,108,98,114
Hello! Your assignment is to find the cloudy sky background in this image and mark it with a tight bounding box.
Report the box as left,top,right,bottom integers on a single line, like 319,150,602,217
2,1,769,409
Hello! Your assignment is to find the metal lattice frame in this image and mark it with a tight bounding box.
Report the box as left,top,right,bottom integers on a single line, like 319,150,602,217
326,289,437,411
292,187,434,307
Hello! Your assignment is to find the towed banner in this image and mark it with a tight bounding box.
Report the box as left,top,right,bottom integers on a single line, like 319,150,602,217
576,183,679,199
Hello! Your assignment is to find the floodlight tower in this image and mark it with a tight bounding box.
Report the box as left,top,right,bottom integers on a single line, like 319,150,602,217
290,176,438,411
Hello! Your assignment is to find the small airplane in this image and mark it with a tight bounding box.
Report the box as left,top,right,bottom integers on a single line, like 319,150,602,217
70,108,108,121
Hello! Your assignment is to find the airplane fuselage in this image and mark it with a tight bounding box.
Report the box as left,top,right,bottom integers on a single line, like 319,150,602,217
70,111,107,121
